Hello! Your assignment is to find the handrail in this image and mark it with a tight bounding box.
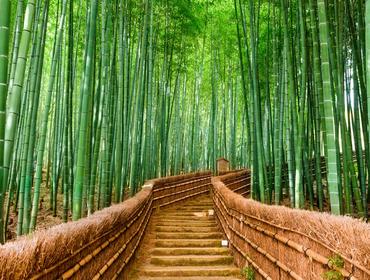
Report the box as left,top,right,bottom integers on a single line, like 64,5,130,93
0,171,212,279
212,171,370,280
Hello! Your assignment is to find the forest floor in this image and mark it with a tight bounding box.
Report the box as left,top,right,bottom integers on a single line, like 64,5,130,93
6,182,130,242
7,187,65,241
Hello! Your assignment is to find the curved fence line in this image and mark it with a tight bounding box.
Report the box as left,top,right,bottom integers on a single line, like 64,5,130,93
211,170,370,280
1,169,368,279
0,171,211,279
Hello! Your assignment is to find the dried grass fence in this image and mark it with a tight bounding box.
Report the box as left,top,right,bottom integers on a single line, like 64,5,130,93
212,170,370,280
0,171,211,280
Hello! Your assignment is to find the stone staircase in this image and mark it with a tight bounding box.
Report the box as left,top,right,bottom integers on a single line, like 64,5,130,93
132,195,242,280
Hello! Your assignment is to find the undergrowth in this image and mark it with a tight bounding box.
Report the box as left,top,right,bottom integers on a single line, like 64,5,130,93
241,266,255,280
323,255,344,280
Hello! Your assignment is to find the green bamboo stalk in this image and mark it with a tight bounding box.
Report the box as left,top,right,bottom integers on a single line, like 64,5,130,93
17,0,44,236
281,0,297,206
4,1,37,233
73,0,98,220
143,0,154,181
0,0,11,244
366,0,370,208
62,0,74,222
114,0,125,203
308,0,324,210
88,85,102,215
317,0,340,215
22,1,49,234
352,70,366,216
8,0,24,95
294,0,307,209
248,0,266,202
30,0,67,230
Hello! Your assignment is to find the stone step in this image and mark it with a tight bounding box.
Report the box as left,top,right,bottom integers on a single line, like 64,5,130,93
153,220,217,227
155,239,223,248
180,201,213,208
155,215,215,221
155,225,218,232
179,202,213,206
156,211,214,216
139,265,241,277
137,277,241,280
164,209,213,214
156,232,223,239
174,203,213,207
132,195,242,280
153,217,215,222
174,206,214,210
151,255,234,266
170,209,213,213
180,197,211,200
182,196,211,200
157,213,214,218
151,247,230,256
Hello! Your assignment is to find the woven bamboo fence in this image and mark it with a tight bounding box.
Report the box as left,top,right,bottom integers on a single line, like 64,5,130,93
0,171,212,279
212,171,370,280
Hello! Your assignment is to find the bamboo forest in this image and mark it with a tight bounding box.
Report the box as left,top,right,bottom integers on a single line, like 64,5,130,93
0,0,369,251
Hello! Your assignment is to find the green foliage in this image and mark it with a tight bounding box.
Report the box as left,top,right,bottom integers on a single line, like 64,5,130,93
328,255,345,269
322,270,344,280
322,255,345,280
241,266,255,280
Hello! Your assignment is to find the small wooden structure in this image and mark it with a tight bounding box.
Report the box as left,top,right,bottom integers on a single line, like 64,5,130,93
217,158,230,175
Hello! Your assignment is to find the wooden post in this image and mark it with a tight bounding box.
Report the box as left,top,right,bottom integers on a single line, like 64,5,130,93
217,158,230,175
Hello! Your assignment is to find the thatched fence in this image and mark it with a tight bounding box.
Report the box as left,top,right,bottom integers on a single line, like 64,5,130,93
1,168,368,280
0,171,211,279
212,170,370,280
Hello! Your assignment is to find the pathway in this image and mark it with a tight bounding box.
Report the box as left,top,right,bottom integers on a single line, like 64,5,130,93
131,194,242,279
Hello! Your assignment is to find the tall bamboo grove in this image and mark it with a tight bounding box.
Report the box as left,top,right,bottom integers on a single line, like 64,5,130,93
0,0,369,243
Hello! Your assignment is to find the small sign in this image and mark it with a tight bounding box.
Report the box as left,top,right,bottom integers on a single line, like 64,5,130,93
208,209,214,216
221,240,228,247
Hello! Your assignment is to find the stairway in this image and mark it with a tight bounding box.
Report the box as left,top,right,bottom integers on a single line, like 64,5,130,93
132,195,242,280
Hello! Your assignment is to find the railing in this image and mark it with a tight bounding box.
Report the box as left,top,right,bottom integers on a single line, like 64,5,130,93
149,171,211,208
218,170,250,197
212,171,370,280
0,171,212,279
